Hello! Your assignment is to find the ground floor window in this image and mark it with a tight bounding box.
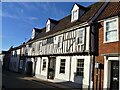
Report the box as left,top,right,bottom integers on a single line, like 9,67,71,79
42,59,46,71
60,59,66,74
19,60,23,69
76,59,84,76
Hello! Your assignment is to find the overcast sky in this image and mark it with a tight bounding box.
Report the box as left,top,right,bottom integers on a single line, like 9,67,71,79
1,2,94,51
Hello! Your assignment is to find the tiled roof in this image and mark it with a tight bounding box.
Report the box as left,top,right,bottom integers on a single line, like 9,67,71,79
9,43,26,51
96,2,120,21
31,2,104,42
73,3,87,10
49,18,59,24
33,28,43,33
0,51,7,54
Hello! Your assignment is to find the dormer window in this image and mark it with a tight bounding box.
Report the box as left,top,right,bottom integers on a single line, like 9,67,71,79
46,23,50,32
46,19,51,32
31,28,41,39
71,3,86,22
72,10,79,21
32,29,35,39
46,18,58,32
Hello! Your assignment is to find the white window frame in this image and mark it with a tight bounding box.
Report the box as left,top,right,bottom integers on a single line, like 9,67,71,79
19,60,23,69
77,28,85,45
46,24,50,32
104,17,119,43
76,59,84,76
71,9,79,22
73,10,78,20
37,41,42,51
42,59,46,71
58,35,63,48
59,59,66,74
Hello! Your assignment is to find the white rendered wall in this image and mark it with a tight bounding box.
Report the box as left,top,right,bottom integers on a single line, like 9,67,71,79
55,56,70,81
70,56,91,87
9,49,20,72
40,57,48,77
35,57,41,74
86,26,90,51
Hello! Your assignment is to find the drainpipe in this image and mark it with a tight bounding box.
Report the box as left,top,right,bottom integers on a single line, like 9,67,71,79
88,25,95,90
88,24,92,90
92,56,95,90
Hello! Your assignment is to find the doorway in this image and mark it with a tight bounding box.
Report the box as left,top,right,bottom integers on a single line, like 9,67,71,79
110,61,119,90
48,57,56,79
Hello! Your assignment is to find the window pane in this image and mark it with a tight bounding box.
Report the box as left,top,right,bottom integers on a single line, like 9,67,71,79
106,30,117,41
76,59,84,76
60,59,66,73
77,29,84,44
42,59,46,70
105,19,117,42
106,20,117,32
78,37,83,44
73,10,77,20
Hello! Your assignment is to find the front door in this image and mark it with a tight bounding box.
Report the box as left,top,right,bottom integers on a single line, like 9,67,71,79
48,57,56,79
110,61,119,90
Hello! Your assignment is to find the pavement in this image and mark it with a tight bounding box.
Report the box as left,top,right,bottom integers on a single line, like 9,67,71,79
2,70,81,90
32,77,81,90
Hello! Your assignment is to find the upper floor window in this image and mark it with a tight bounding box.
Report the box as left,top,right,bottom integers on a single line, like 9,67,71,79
104,18,119,43
25,49,28,55
42,39,47,46
77,28,85,45
29,43,32,47
58,36,63,48
47,37,54,44
38,42,42,51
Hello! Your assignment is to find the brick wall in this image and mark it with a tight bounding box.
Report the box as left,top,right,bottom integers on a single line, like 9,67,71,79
93,16,120,90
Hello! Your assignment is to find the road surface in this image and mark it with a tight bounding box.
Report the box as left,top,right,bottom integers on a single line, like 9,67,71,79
2,70,61,89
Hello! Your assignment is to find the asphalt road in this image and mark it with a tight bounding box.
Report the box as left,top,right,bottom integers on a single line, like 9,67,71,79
2,70,60,89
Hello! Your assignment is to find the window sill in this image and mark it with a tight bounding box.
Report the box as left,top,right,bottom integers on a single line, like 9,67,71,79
71,19,78,23
59,73,65,75
77,44,84,46
104,40,119,44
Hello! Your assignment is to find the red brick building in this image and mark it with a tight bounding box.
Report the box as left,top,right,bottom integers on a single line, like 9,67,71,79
94,2,120,90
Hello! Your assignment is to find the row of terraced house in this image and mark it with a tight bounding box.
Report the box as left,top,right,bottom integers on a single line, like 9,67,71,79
2,1,120,90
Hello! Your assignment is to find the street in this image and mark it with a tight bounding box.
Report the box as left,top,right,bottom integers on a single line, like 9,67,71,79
2,70,61,89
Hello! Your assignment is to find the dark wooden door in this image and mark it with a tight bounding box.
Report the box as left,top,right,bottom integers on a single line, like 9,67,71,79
48,58,56,79
26,61,33,76
111,61,119,90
